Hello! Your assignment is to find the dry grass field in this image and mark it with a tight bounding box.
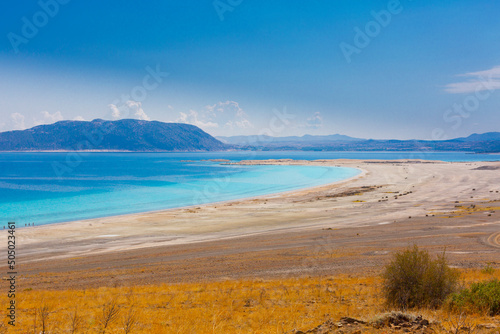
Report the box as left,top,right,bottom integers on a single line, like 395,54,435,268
1,269,499,333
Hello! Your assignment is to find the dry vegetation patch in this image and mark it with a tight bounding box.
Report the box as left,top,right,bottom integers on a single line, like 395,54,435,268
0,270,499,333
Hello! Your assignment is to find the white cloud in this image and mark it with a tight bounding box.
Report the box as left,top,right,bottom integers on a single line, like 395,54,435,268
74,116,85,121
177,111,187,123
2,111,65,131
444,66,500,94
108,104,121,119
126,101,150,121
177,110,219,128
305,112,323,129
206,101,253,129
0,113,28,131
108,101,151,121
10,113,26,130
176,101,253,132
34,111,63,126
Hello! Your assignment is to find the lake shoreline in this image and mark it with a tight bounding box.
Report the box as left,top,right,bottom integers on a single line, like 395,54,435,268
6,158,499,263
10,164,364,230
4,158,500,290
2,163,361,227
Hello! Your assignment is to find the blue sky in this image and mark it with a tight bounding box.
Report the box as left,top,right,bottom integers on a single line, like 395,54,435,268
1,0,499,139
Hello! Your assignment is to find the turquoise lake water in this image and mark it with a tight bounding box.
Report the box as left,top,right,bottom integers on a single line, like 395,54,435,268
0,151,498,227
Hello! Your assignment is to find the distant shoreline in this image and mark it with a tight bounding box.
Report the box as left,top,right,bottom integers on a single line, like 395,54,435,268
0,150,499,154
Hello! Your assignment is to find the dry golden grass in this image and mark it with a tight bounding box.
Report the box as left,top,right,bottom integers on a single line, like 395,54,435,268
450,204,499,215
1,269,499,333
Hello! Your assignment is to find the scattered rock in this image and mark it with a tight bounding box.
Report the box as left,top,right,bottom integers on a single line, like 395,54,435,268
294,319,338,333
339,317,365,325
372,312,431,332
477,323,497,329
294,313,434,333
473,166,500,170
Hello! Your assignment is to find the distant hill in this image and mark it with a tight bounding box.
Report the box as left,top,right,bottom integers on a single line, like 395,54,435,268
0,119,227,151
218,132,500,153
453,132,500,142
216,134,362,145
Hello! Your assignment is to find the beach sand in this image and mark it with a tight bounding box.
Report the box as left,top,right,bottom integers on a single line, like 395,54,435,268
2,159,500,289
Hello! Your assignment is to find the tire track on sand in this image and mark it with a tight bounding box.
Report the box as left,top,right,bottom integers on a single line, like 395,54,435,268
486,231,500,248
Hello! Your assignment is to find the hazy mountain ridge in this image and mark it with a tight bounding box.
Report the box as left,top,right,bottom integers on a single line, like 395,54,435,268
0,119,227,151
219,132,500,153
216,134,362,144
454,132,500,142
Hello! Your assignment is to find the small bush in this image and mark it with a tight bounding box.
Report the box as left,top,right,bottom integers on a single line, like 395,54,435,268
446,279,500,315
481,263,495,275
382,245,458,309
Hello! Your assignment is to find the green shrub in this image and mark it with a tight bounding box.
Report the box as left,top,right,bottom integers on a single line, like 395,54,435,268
382,245,458,310
446,279,500,315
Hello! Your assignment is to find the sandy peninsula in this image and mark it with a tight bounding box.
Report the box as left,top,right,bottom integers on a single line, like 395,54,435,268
3,159,500,289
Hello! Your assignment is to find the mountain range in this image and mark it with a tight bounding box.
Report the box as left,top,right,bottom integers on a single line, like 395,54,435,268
217,132,500,145
218,132,500,153
216,134,362,145
0,120,498,153
454,132,500,142
0,119,226,151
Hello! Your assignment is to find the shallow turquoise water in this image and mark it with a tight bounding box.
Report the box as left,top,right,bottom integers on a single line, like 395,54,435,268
0,153,360,226
1,151,498,227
